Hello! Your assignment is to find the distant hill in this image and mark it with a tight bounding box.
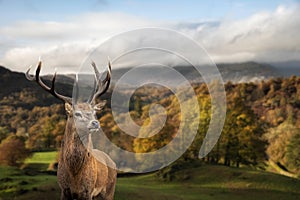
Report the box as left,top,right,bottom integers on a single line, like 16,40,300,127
0,61,292,107
269,60,300,76
0,66,73,108
217,62,280,82
1,63,300,176
109,62,281,87
0,66,34,99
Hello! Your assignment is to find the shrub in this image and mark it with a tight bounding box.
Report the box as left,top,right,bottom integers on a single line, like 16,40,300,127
0,135,32,166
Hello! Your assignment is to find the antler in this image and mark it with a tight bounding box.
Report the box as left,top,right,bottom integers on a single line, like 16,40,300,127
26,61,72,104
89,61,111,104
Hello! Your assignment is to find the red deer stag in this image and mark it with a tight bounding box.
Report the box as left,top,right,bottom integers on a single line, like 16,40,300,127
26,61,117,200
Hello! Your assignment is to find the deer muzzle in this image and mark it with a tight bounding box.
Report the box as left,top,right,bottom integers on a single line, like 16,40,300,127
88,120,100,132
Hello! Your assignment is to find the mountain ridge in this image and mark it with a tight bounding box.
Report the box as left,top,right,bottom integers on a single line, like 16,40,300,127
0,61,293,104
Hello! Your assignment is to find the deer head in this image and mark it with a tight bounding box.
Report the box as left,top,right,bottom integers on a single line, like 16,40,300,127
26,60,111,135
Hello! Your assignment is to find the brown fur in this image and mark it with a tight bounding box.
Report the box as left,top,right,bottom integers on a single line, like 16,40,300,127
26,61,115,199
57,103,117,200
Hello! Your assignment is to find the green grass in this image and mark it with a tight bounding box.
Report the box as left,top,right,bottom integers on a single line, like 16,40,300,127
22,151,58,172
25,151,58,165
115,165,300,200
1,152,300,200
0,152,59,200
0,165,59,200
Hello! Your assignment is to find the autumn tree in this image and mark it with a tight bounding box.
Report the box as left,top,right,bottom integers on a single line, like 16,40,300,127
0,135,32,166
264,121,300,173
186,93,211,161
286,132,300,174
0,126,9,143
220,95,265,167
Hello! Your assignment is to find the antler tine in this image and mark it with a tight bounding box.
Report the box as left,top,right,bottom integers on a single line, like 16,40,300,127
91,61,101,82
90,61,111,104
25,65,35,81
26,61,72,104
36,61,51,90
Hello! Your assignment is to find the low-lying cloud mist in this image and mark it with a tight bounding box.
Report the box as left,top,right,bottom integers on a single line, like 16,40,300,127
0,4,299,73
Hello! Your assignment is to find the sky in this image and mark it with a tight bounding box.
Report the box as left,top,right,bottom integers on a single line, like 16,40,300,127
0,0,299,73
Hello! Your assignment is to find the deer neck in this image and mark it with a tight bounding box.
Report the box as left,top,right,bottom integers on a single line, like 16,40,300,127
62,117,92,175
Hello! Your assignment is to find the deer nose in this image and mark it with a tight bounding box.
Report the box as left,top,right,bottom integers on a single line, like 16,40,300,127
88,120,100,131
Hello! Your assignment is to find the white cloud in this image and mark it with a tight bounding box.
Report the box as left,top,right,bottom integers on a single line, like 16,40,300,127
189,4,300,63
0,12,156,73
0,4,300,73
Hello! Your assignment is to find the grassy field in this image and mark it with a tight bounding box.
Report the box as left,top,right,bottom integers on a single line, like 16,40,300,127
25,152,58,165
23,151,58,172
0,152,300,200
115,165,300,200
0,152,59,200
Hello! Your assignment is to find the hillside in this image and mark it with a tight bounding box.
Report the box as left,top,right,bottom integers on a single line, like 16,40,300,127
109,62,280,86
0,63,300,174
0,66,73,108
0,62,280,109
0,62,282,102
116,165,300,200
1,157,300,200
0,67,41,102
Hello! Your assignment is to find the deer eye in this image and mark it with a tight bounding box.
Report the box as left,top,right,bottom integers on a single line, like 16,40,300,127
74,111,83,118
86,111,94,117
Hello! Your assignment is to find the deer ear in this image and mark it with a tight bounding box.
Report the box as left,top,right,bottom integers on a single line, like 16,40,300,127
94,100,107,111
65,102,73,115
